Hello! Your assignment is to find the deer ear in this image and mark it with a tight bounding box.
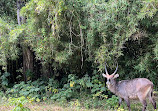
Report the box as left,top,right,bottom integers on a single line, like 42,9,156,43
114,74,119,78
102,73,107,78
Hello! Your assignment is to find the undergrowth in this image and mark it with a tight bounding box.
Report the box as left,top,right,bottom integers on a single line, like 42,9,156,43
1,72,157,111
0,72,121,110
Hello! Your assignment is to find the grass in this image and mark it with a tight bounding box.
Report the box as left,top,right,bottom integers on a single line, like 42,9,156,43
0,96,158,111
0,102,104,111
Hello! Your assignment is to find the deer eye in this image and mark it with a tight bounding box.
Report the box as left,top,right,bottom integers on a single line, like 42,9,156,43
108,79,110,82
109,79,113,82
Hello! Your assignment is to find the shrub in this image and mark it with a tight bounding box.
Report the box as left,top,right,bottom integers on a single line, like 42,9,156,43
8,96,30,111
50,74,108,103
105,95,119,110
5,78,60,102
3,74,118,110
0,72,10,90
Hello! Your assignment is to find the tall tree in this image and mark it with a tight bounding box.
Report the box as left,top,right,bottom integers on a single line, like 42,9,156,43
17,0,34,82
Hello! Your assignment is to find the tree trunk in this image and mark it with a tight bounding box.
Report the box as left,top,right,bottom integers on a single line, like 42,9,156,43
23,47,34,82
17,0,34,82
41,63,51,79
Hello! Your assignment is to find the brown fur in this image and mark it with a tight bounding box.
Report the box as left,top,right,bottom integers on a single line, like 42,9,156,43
102,73,156,111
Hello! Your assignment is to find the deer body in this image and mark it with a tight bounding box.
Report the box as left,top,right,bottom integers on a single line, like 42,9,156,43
102,63,156,111
108,78,153,99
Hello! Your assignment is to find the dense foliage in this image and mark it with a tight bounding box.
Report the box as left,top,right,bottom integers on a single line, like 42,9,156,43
0,0,158,110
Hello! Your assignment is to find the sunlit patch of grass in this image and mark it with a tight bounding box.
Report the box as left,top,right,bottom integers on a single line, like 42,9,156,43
0,105,13,111
0,102,104,111
27,103,63,111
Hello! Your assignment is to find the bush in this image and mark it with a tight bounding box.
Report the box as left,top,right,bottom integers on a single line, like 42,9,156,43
8,96,30,111
0,72,10,90
2,74,119,110
105,95,119,110
50,74,108,102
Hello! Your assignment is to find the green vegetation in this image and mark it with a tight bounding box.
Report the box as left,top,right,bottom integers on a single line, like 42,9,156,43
0,0,158,110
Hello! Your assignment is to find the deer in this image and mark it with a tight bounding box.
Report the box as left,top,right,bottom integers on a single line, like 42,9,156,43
102,62,156,111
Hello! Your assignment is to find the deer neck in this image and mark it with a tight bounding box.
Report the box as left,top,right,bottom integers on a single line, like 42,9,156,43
108,80,118,94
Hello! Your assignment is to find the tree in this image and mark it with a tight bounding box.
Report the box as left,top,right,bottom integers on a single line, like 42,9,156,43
0,0,158,86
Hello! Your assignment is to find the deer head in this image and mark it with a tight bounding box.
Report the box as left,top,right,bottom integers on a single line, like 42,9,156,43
102,62,119,88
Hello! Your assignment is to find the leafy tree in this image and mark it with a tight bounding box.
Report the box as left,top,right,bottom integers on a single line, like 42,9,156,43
0,0,157,87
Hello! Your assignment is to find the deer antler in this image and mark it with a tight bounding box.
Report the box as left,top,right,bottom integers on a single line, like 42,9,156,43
112,62,118,75
105,62,109,75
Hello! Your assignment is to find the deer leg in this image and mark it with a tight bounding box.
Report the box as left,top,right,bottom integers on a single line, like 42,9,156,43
138,95,147,111
124,98,131,111
149,97,156,109
138,87,150,111
148,91,156,109
117,98,122,109
141,100,147,111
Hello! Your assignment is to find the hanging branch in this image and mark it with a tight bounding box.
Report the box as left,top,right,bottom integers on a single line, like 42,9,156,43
79,22,84,69
17,0,21,25
69,11,73,53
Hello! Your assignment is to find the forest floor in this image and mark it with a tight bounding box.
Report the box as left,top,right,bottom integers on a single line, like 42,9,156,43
0,97,158,111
